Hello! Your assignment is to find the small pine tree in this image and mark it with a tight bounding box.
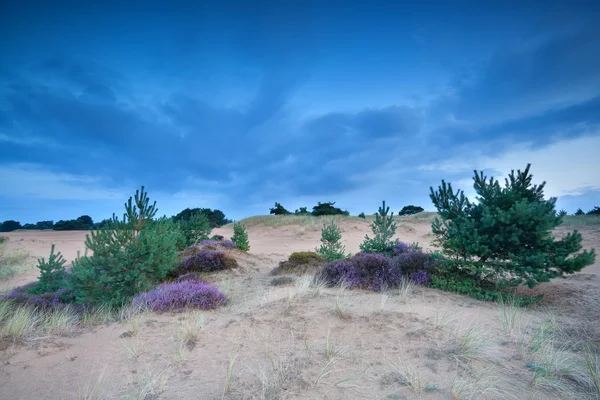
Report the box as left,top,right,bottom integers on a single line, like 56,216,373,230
315,222,347,261
70,186,181,306
178,212,211,248
360,201,397,254
575,208,585,215
231,222,250,252
557,209,568,217
430,164,596,288
32,244,68,293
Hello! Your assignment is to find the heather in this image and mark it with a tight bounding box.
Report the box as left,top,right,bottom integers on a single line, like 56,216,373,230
318,253,403,292
181,249,238,273
133,280,227,312
271,252,326,275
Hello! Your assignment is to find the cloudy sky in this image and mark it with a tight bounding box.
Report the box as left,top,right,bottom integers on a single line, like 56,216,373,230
1,1,599,223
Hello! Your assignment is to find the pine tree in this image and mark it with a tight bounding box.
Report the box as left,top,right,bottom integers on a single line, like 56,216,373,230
31,244,68,294
315,222,347,261
430,164,596,288
70,186,181,306
231,222,250,252
360,201,397,254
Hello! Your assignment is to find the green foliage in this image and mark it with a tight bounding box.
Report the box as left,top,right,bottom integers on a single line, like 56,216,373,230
430,164,596,289
172,207,231,228
289,252,324,265
69,186,181,306
231,222,250,252
311,201,349,216
360,201,397,255
294,207,310,215
269,202,291,215
588,206,600,215
358,212,366,219
398,205,424,216
315,222,347,261
0,220,22,232
53,215,94,231
31,244,69,294
557,209,567,217
575,208,585,215
178,212,211,248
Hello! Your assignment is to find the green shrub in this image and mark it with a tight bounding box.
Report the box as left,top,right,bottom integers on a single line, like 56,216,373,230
178,212,211,248
358,212,366,219
69,186,181,306
360,201,397,255
398,205,424,216
315,222,347,261
271,252,326,275
231,222,250,252
430,164,596,289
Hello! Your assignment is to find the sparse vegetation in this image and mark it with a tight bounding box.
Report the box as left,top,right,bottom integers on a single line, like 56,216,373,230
0,240,29,280
271,251,326,275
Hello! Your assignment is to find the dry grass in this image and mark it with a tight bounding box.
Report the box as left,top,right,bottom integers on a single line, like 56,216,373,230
0,242,30,280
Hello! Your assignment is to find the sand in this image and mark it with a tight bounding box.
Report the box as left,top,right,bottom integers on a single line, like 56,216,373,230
0,217,599,399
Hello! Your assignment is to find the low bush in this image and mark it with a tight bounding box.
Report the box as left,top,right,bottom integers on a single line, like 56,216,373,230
3,283,74,310
134,280,227,312
182,249,238,273
317,253,402,292
271,252,326,275
270,276,296,286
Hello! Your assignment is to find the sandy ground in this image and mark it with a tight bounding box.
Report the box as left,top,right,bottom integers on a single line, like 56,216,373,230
1,217,599,399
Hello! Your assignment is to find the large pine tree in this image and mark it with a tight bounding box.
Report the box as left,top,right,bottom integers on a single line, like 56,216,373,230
429,164,595,288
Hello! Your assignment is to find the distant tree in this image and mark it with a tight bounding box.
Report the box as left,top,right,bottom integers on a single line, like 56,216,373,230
54,219,87,230
22,223,37,229
35,221,54,230
76,215,94,229
575,208,585,215
173,208,231,228
557,209,568,217
311,202,349,217
398,205,425,216
294,207,310,215
430,164,596,288
178,212,211,247
358,212,366,219
270,202,291,215
0,220,22,232
588,206,600,215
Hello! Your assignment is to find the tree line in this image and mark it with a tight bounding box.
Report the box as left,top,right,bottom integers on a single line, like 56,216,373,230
0,207,232,233
269,201,425,217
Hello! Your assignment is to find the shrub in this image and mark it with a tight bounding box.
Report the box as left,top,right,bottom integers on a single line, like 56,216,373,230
0,220,22,232
358,212,366,219
211,234,224,241
556,209,568,217
360,201,397,255
231,222,250,252
270,202,291,215
178,212,211,248
182,249,238,273
69,187,182,306
315,222,347,261
317,253,402,292
134,280,227,312
271,252,326,275
270,276,296,286
588,206,600,215
575,208,585,215
410,270,429,286
3,283,74,310
398,205,424,216
430,164,595,288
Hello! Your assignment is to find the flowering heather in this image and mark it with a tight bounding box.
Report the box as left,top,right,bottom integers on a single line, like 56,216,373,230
197,239,236,249
3,283,73,309
318,253,402,292
410,270,430,286
133,280,227,312
391,250,430,276
391,241,423,256
182,249,238,272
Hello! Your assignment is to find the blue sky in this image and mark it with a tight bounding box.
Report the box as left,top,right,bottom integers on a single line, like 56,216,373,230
1,0,599,223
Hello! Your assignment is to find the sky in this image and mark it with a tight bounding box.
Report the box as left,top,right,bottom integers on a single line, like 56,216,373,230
1,0,599,223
